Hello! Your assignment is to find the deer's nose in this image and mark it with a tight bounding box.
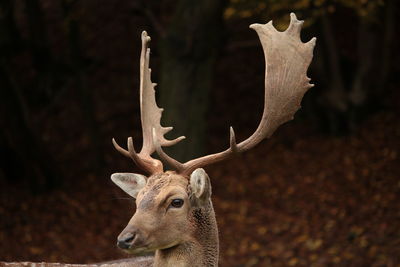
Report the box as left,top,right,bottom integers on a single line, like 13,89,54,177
117,232,135,249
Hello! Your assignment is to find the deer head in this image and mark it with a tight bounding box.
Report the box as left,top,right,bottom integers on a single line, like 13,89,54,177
111,169,213,254
111,13,316,267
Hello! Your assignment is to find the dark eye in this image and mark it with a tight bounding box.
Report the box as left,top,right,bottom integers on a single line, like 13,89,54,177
170,199,184,208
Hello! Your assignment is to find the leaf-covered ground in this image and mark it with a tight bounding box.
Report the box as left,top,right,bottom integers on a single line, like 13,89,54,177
1,109,399,267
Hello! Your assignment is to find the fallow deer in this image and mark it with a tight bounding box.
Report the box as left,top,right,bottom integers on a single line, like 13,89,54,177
1,13,315,267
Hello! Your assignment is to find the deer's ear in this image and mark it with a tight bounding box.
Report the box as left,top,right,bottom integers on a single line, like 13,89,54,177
111,173,147,198
190,168,211,206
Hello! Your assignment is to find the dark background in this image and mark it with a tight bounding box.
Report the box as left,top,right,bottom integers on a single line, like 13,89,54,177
0,0,399,266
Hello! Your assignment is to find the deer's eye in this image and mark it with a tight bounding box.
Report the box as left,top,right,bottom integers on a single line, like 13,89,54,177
170,199,184,208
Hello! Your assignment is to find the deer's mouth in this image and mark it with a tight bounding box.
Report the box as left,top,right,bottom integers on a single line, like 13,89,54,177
123,238,181,255
120,237,153,255
124,245,153,256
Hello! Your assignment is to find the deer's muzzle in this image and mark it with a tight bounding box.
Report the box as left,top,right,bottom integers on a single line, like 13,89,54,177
117,225,148,252
117,231,135,249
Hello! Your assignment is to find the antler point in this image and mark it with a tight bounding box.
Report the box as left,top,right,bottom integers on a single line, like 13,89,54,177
249,23,258,29
170,135,186,145
112,138,120,149
141,31,151,44
127,137,136,151
290,12,298,21
229,127,238,153
112,137,121,147
161,126,173,135
308,37,317,47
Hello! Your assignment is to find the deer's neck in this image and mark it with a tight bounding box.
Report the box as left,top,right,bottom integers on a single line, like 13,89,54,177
154,200,219,267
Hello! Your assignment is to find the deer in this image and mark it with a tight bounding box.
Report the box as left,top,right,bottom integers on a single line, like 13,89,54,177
0,13,315,267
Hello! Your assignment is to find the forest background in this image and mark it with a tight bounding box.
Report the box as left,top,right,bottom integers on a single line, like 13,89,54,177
0,0,399,266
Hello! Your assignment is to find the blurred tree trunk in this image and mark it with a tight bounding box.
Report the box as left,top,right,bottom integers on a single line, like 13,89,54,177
0,0,21,51
24,0,53,71
319,14,349,134
61,0,104,167
24,0,57,104
159,0,225,163
348,19,376,129
0,65,60,192
317,11,381,134
378,0,395,93
0,0,60,191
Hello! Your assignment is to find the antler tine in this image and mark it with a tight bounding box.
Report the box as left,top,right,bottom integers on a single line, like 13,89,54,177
112,138,130,158
152,128,185,172
154,13,316,176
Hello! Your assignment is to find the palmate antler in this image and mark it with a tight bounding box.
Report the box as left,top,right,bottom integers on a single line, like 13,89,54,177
153,13,316,176
112,31,185,174
115,13,316,177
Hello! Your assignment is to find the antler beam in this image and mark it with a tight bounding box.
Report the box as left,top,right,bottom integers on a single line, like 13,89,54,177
112,31,185,174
